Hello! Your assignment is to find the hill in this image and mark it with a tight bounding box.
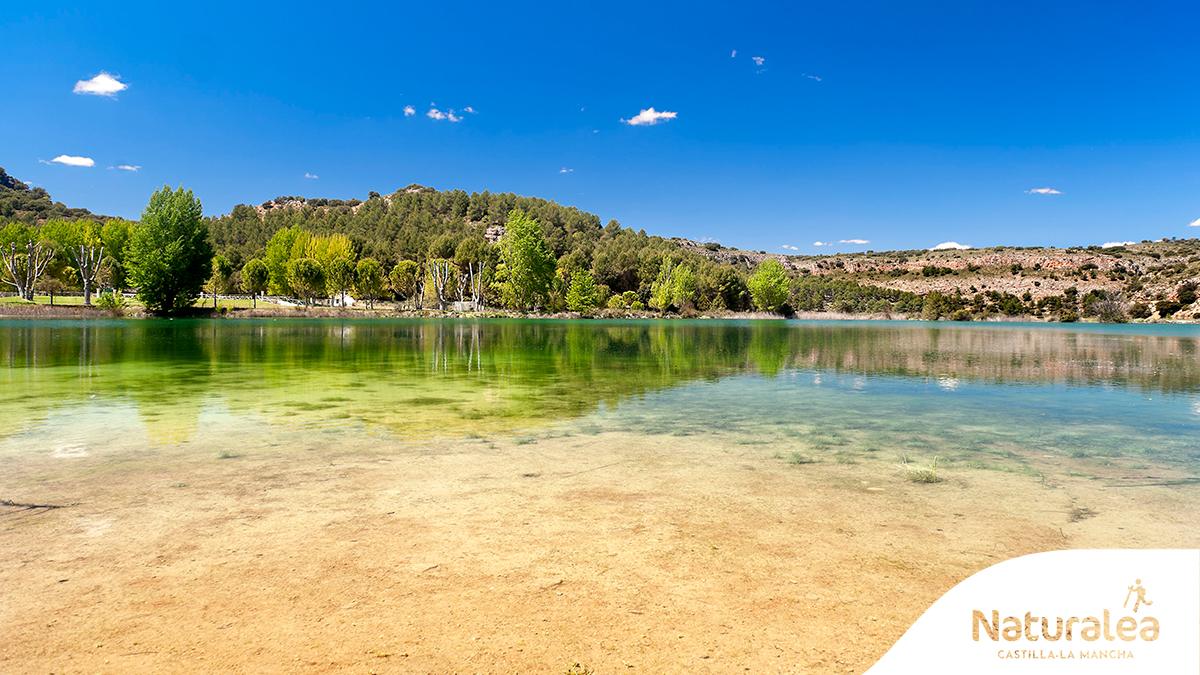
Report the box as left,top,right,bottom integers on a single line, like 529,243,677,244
673,236,1200,320
0,167,100,223
210,185,1200,321
3,166,1198,321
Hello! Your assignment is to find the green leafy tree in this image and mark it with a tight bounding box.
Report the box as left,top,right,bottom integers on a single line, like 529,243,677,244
649,259,676,311
566,269,599,313
671,264,697,310
496,209,554,310
648,259,696,312
326,255,355,307
206,254,235,308
241,258,270,308
100,219,134,291
389,260,421,307
747,259,790,313
353,258,385,309
127,187,213,314
287,257,325,307
264,225,303,295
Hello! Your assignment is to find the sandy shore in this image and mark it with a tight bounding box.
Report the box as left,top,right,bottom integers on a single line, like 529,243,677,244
2,429,1196,673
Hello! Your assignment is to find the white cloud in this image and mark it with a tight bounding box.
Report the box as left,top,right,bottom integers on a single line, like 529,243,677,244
1100,241,1134,248
304,172,319,180
930,241,971,250
1188,217,1200,227
622,107,678,126
803,73,823,82
781,244,800,251
1026,187,1062,195
559,167,574,174
839,238,870,245
751,56,765,67
425,105,470,121
46,155,94,167
427,107,463,122
73,71,128,97
403,105,416,117
730,49,737,58
813,241,830,247
109,164,140,172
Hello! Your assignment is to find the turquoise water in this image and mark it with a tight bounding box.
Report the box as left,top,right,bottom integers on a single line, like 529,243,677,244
1,318,1198,481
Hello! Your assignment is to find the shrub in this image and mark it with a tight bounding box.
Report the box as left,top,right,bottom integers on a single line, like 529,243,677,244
1178,281,1198,306
95,291,127,316
1156,300,1182,317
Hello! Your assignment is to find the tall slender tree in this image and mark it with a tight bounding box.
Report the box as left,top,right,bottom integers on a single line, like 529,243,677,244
241,258,269,308
127,187,213,314
496,209,554,310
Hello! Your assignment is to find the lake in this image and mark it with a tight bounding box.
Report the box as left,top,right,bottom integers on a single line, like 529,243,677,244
2,318,1198,671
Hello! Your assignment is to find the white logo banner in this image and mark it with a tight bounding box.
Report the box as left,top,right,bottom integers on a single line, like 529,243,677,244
869,549,1200,674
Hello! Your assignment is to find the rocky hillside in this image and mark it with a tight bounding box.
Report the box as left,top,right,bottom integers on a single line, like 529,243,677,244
676,237,1200,321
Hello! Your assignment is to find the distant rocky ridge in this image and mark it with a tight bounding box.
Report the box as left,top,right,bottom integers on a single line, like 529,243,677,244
672,235,1199,316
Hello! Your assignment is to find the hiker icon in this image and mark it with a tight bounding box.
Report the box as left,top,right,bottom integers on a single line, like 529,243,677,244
1124,579,1153,613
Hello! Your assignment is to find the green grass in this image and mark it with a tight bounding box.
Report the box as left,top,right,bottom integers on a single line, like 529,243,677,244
0,294,97,306
2,293,286,310
191,297,266,309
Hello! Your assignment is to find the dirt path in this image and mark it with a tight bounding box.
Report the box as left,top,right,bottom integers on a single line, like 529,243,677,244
2,431,1196,673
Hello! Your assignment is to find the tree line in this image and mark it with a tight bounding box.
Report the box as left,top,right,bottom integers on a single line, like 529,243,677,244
5,180,1150,321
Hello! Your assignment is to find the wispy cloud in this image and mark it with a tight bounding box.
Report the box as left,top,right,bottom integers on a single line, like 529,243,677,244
1026,187,1062,195
622,107,678,126
73,71,128,97
781,244,800,251
559,167,574,174
1188,217,1200,227
403,105,416,117
839,238,869,245
304,172,319,180
43,155,94,167
1100,241,1134,248
930,241,971,250
109,164,140,172
427,107,463,122
730,49,737,58
751,56,765,67
803,73,823,82
813,241,830,247
462,105,476,114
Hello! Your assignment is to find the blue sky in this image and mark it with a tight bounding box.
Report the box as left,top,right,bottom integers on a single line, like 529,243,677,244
3,1,1198,253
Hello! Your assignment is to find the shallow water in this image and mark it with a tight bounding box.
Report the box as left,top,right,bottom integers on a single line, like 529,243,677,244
2,318,1198,484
